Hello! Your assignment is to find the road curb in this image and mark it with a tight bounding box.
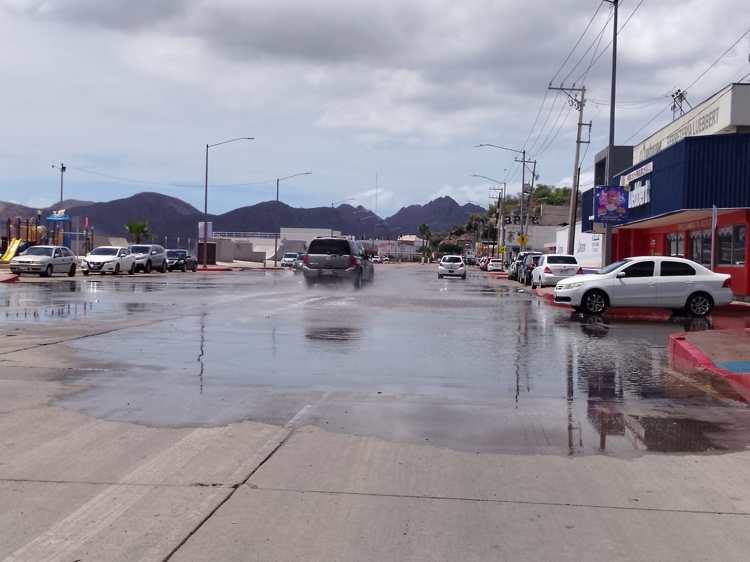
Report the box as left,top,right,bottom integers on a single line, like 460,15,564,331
0,273,19,283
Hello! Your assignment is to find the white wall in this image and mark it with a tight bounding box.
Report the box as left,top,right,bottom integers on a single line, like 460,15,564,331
555,222,603,268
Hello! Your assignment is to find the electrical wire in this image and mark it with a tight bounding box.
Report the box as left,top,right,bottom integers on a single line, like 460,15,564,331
561,2,616,86
549,1,606,86
685,25,750,92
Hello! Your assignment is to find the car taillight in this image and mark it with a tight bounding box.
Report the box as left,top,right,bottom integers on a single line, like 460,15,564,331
576,267,583,275
303,255,309,265
350,255,358,267
723,277,731,288
543,266,552,274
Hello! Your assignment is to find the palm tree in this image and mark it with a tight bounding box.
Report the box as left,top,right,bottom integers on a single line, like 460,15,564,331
124,220,151,244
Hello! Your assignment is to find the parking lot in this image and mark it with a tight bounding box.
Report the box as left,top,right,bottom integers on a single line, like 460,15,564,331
2,264,750,560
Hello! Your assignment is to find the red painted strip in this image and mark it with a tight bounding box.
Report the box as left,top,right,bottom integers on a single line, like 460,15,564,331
0,274,19,283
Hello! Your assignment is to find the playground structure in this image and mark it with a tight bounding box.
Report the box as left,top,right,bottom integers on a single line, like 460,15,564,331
1,211,95,262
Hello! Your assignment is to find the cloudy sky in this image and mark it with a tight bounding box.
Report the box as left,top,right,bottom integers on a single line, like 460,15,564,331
1,0,748,216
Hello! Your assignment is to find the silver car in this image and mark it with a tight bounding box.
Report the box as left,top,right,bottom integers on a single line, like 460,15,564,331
9,245,77,277
302,237,374,288
128,244,168,273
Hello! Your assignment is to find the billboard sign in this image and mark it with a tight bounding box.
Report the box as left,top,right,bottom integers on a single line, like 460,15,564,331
593,185,628,223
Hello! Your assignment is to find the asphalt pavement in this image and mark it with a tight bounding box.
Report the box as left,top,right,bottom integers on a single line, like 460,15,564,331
2,264,750,561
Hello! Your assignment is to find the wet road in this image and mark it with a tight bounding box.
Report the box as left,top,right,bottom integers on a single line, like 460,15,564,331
3,265,750,457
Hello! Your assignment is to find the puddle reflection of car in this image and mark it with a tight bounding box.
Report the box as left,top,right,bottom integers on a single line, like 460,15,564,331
166,249,198,272
302,237,374,288
280,252,299,268
438,255,466,279
82,246,136,275
554,256,733,317
10,245,77,277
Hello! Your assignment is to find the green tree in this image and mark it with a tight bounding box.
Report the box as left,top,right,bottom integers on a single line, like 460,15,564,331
124,220,151,244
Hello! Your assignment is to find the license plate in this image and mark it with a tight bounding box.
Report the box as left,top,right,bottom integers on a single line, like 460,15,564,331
320,269,335,276
448,270,454,273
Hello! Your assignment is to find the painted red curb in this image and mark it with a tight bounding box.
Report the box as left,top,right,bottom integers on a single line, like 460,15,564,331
198,267,234,272
668,332,750,400
0,273,19,283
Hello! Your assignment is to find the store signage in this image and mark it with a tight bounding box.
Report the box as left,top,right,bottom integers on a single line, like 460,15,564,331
620,161,653,186
632,84,750,164
593,185,628,223
628,180,651,208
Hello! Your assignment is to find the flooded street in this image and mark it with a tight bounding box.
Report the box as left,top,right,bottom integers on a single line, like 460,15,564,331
3,265,749,456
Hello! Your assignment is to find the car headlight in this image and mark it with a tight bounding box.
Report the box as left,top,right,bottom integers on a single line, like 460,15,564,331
560,282,584,290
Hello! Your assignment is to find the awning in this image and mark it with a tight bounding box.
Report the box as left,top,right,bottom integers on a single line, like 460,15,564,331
616,208,741,230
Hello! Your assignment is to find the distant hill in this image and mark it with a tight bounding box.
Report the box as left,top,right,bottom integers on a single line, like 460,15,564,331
0,192,484,240
385,196,485,234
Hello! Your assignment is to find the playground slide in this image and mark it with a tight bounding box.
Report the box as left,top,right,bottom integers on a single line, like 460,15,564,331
1,238,21,262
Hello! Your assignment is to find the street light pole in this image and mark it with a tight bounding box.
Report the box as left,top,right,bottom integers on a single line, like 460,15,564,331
51,163,66,204
603,0,619,265
202,137,254,270
273,172,312,267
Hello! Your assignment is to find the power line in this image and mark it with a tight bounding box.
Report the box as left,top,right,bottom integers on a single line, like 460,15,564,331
562,2,616,86
549,1,606,86
685,25,750,92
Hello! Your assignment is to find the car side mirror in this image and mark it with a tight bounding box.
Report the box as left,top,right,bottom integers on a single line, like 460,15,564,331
616,271,626,278
151,250,158,255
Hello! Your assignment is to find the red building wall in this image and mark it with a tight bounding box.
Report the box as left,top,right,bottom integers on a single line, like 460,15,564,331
612,210,749,296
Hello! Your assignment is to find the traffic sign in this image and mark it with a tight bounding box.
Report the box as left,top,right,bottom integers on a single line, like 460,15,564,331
517,234,528,245
499,245,507,253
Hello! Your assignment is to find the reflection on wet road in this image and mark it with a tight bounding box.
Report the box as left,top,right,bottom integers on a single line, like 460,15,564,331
4,266,750,457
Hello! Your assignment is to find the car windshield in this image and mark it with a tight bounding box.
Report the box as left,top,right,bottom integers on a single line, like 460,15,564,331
130,246,151,254
90,248,119,256
308,239,351,255
442,256,462,263
547,256,577,264
596,259,631,274
167,250,187,258
23,247,53,256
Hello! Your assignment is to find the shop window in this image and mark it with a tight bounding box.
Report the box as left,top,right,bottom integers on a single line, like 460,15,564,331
660,261,696,276
718,225,746,266
689,230,711,265
666,232,685,257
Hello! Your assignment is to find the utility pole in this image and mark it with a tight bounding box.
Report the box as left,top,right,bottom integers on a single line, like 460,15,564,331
549,85,591,254
513,154,536,249
603,0,619,265
51,163,66,204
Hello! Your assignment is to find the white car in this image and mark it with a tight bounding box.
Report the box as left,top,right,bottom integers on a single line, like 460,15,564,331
553,256,733,317
382,256,390,263
9,245,77,277
280,252,299,267
372,255,382,264
531,254,581,288
128,244,168,273
81,246,136,275
438,255,466,279
487,258,504,272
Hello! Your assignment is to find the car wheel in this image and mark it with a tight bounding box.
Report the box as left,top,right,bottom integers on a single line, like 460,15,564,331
461,274,466,280
82,270,89,276
161,261,168,273
68,264,76,277
353,271,362,289
582,289,608,315
43,264,53,277
181,263,187,272
145,261,152,274
438,274,443,279
114,263,120,275
686,292,713,318
304,277,314,288
129,263,135,275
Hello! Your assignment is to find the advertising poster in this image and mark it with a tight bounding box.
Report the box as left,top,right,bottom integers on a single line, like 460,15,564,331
594,185,628,223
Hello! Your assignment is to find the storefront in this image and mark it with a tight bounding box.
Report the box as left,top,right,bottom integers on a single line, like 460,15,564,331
582,132,750,296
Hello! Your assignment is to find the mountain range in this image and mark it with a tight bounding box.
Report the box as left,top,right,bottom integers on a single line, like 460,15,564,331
0,193,485,241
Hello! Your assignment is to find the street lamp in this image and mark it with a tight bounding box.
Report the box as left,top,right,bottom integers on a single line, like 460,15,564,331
51,163,66,204
202,137,254,269
274,172,312,267
476,143,532,249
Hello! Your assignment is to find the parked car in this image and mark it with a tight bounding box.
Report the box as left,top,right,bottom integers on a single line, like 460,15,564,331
293,254,305,271
487,258,504,272
128,244,168,273
519,254,542,285
372,255,382,264
9,245,77,277
81,246,136,275
438,255,466,279
531,254,582,288
280,252,299,268
509,251,541,280
382,256,390,263
553,256,733,317
302,237,374,288
166,249,198,272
